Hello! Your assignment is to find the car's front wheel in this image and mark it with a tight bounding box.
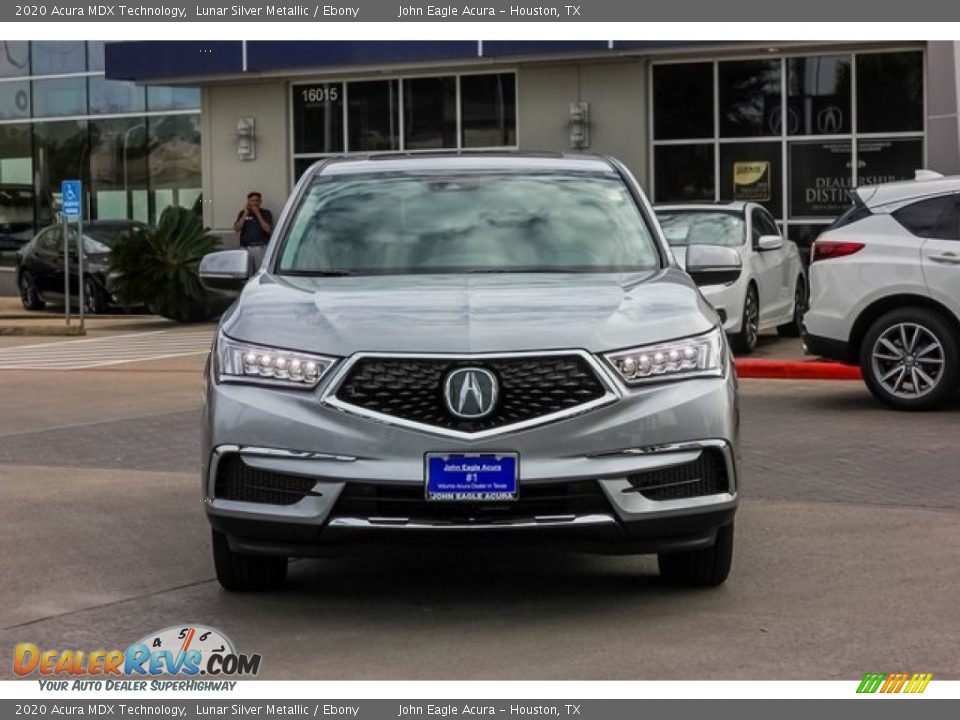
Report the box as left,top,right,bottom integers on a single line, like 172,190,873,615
19,271,45,311
860,308,959,411
658,522,734,587
212,529,288,591
83,278,105,315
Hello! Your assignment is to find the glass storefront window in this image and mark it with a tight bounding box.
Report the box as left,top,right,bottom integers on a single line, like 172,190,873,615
347,80,399,152
787,55,851,136
653,144,715,203
147,115,201,219
87,42,105,72
293,82,344,154
33,120,89,225
788,141,853,218
718,59,781,137
146,86,201,112
0,80,31,119
32,77,87,118
719,141,783,216
856,51,923,133
0,41,30,77
0,123,35,247
89,118,148,221
88,76,146,115
403,76,456,150
461,73,516,148
31,41,86,75
653,63,713,140
857,138,923,185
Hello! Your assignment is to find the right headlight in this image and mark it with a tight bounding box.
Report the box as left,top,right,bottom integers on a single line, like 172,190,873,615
604,327,724,385
215,334,336,389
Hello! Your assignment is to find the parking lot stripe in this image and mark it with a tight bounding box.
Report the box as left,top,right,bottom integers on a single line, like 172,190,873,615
0,330,214,370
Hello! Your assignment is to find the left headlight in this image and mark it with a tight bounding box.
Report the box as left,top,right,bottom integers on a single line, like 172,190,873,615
215,334,336,389
604,327,724,385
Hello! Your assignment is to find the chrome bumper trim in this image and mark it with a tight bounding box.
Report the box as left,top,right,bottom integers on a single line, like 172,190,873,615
326,513,618,530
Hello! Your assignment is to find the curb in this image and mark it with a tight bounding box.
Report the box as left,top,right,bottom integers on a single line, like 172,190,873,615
735,358,862,380
0,325,87,336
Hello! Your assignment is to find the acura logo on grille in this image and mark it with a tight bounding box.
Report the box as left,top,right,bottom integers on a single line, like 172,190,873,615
444,367,499,419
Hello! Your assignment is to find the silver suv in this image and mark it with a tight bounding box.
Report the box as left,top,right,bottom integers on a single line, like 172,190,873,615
199,154,742,591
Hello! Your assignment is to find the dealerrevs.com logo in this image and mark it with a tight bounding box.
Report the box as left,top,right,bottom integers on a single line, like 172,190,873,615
14,625,261,690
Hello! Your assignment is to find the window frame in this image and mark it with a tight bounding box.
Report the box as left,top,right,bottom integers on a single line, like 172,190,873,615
289,69,520,187
649,46,927,243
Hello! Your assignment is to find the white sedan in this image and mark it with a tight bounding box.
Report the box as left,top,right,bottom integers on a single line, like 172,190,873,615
655,202,807,354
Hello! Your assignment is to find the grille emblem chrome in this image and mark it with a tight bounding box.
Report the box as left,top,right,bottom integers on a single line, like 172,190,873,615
444,367,498,419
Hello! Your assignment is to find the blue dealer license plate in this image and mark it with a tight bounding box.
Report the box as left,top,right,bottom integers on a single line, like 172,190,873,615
425,453,519,501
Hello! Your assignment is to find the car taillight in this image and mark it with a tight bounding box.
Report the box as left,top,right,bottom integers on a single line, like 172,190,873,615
811,241,865,262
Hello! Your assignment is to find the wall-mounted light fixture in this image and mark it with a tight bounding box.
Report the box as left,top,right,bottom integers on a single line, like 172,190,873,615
237,117,256,161
569,102,590,150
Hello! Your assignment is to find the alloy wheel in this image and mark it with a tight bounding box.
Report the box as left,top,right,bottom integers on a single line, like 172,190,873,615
870,323,945,399
744,290,759,349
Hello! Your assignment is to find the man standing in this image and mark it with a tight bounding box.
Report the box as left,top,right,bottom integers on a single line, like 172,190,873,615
233,191,273,268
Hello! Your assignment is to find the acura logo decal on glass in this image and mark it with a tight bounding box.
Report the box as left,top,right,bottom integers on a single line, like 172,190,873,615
444,368,499,419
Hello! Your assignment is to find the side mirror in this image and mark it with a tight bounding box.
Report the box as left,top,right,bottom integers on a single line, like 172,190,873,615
686,244,742,287
757,234,783,251
199,250,254,292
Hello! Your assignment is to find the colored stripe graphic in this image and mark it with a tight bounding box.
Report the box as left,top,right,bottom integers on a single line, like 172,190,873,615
857,672,932,694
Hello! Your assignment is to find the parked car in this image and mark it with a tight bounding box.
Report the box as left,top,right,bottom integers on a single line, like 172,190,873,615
655,203,807,353
804,174,960,410
0,184,35,252
15,219,146,314
199,153,742,591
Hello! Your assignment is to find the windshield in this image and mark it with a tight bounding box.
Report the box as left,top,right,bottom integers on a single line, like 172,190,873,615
277,171,661,275
656,211,745,248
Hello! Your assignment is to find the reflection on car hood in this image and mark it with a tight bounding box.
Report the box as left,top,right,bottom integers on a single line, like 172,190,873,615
221,270,716,356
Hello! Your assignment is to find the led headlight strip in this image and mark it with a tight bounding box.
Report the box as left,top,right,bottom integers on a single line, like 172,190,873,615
216,335,336,388
604,328,724,385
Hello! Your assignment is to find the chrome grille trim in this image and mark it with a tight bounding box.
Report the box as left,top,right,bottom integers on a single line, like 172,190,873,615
319,349,621,440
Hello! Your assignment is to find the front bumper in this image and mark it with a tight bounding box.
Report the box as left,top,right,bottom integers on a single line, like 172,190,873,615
203,361,740,556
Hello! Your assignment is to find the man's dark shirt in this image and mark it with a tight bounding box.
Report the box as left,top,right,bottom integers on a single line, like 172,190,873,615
236,209,273,246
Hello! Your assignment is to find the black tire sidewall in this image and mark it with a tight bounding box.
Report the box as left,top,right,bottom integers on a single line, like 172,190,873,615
19,271,42,310
732,286,759,353
860,308,960,410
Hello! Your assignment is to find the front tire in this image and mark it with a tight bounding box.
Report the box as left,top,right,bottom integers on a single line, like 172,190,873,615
730,285,759,354
19,271,45,311
212,529,288,591
658,522,734,587
860,308,959,411
83,278,105,315
777,276,807,338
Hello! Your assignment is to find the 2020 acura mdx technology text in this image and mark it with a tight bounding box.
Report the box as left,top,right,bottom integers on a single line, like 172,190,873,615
199,153,743,591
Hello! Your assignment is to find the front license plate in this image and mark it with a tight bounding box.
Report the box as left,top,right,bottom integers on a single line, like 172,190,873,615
425,453,519,501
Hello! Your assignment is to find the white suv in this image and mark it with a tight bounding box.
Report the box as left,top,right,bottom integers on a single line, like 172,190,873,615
804,174,960,410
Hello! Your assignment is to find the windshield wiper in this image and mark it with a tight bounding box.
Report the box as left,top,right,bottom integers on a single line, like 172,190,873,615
466,268,584,274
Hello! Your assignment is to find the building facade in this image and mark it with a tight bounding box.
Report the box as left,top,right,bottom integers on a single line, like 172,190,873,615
0,40,201,247
28,40,960,253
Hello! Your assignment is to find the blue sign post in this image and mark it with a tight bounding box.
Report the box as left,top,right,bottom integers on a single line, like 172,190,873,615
60,180,85,330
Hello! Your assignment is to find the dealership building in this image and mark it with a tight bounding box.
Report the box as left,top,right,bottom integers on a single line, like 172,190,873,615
4,40,960,251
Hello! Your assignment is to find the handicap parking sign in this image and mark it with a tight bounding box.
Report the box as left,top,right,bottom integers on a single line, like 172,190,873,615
61,180,82,219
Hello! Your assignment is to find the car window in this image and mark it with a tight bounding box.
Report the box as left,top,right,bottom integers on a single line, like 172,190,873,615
279,171,661,275
893,195,958,240
36,227,61,252
655,211,745,247
752,208,779,240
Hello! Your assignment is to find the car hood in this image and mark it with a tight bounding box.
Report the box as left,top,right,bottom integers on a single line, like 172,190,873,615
220,270,717,356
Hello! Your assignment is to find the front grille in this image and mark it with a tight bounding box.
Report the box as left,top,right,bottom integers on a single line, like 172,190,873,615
332,480,610,524
334,355,607,433
214,455,319,505
626,449,729,501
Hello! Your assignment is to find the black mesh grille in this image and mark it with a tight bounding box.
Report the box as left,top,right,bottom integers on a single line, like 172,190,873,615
332,480,610,523
215,455,319,505
335,355,606,432
626,449,728,501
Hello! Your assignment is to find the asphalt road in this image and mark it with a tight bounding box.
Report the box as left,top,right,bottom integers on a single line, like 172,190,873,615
1,348,958,680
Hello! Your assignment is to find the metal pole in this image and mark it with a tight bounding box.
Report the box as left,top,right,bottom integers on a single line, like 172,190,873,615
62,213,70,325
77,214,85,330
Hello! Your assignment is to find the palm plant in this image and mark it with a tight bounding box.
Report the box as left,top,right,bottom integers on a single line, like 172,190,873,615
109,206,228,323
